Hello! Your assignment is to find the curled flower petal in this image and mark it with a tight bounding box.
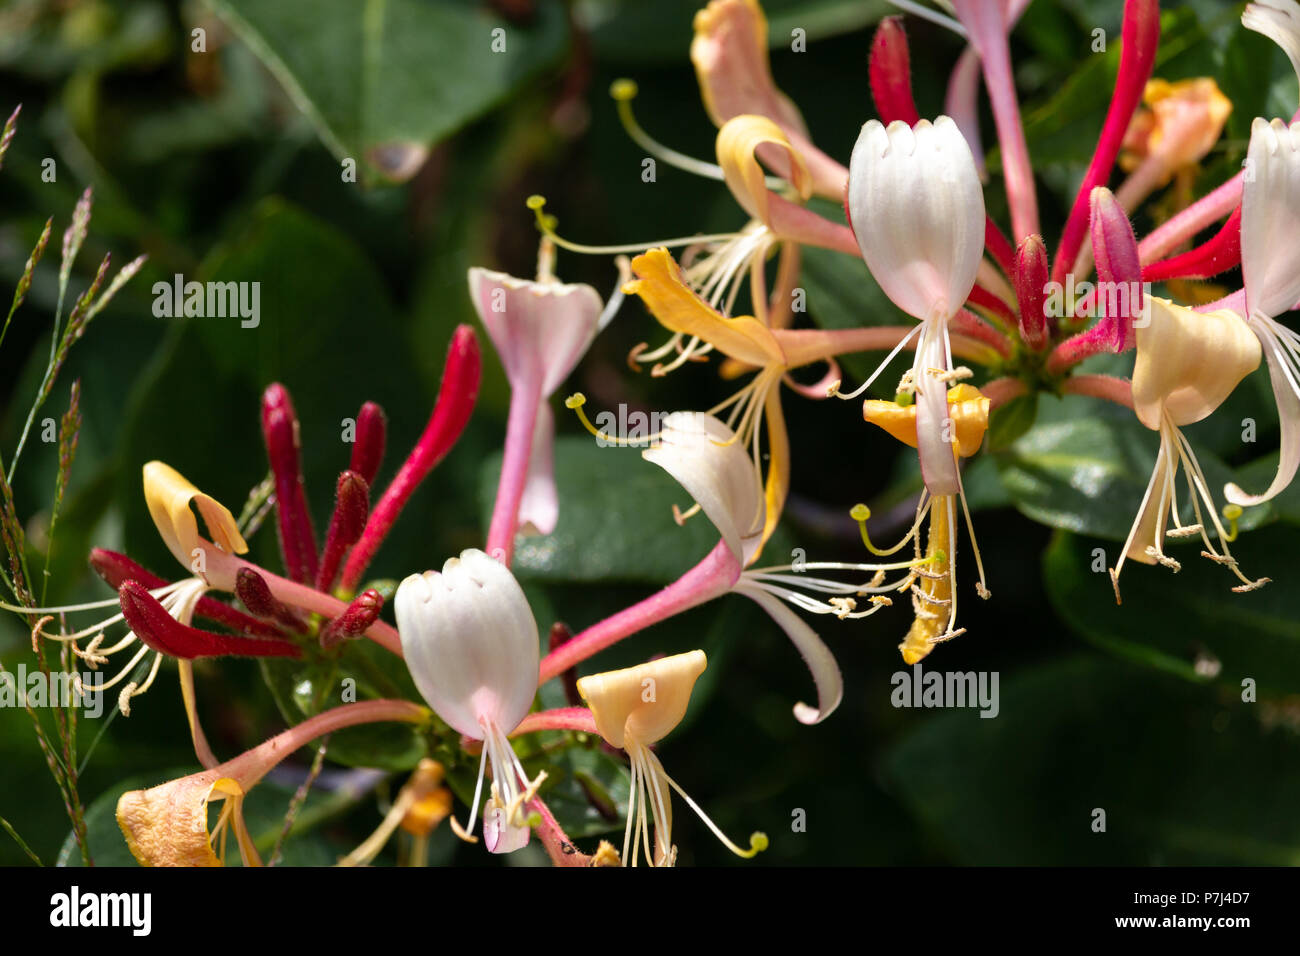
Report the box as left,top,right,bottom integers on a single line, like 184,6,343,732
625,248,785,368
847,117,985,322
716,114,811,229
1226,332,1300,507
863,384,989,458
117,774,257,867
1244,0,1300,85
641,412,763,567
517,403,559,536
142,461,247,589
732,582,841,724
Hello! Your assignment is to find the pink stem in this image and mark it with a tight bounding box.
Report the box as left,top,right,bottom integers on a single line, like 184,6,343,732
1061,374,1134,408
1045,320,1128,375
981,376,1028,410
1137,172,1242,263
539,538,741,683
486,379,543,567
220,699,428,787
527,794,590,866
968,6,1039,241
1053,0,1159,285
340,325,481,594
512,707,597,737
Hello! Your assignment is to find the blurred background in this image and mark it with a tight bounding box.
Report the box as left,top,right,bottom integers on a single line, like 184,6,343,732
1,0,1298,866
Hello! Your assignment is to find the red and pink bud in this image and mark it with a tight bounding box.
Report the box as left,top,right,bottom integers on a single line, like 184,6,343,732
1015,236,1049,351
341,326,481,593
349,402,387,486
868,17,920,126
320,588,384,650
316,470,370,593
261,384,319,585
235,567,308,634
119,580,302,660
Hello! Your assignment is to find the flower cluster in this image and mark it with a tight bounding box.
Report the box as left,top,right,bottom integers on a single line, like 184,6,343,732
8,0,1300,868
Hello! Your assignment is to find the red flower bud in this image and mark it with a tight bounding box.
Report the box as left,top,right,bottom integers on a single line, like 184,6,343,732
235,567,309,633
320,588,384,649
868,17,919,126
118,580,302,660
316,470,370,593
349,402,387,486
89,548,288,639
1015,235,1050,351
341,325,481,592
262,383,319,585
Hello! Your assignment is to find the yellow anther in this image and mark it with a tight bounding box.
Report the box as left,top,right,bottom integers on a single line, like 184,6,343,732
851,503,894,557
610,78,639,101
1222,503,1243,543
563,393,660,447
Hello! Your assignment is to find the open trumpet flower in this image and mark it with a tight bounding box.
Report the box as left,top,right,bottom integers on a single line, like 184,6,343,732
577,650,767,867
394,549,545,852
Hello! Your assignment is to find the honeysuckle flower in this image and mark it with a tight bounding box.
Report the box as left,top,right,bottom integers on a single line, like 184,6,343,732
116,698,427,866
1110,297,1268,599
576,650,767,866
1118,78,1233,207
394,548,545,852
1222,118,1300,508
338,758,453,867
845,117,985,491
644,411,919,722
691,0,847,198
472,242,624,562
841,115,992,656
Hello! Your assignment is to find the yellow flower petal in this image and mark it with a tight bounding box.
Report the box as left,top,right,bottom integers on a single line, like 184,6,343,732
716,114,811,228
116,773,258,867
625,248,785,368
143,461,248,578
755,385,789,563
576,649,707,749
862,385,990,458
1132,298,1261,430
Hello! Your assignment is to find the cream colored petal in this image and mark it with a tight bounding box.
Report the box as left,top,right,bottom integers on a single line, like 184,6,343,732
641,411,763,565
1132,298,1262,429
576,650,707,749
142,461,247,579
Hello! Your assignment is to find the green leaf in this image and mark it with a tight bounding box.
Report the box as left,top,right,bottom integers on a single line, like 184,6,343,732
1044,529,1300,694
995,393,1270,541
206,0,569,182
986,392,1038,453
883,655,1300,864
